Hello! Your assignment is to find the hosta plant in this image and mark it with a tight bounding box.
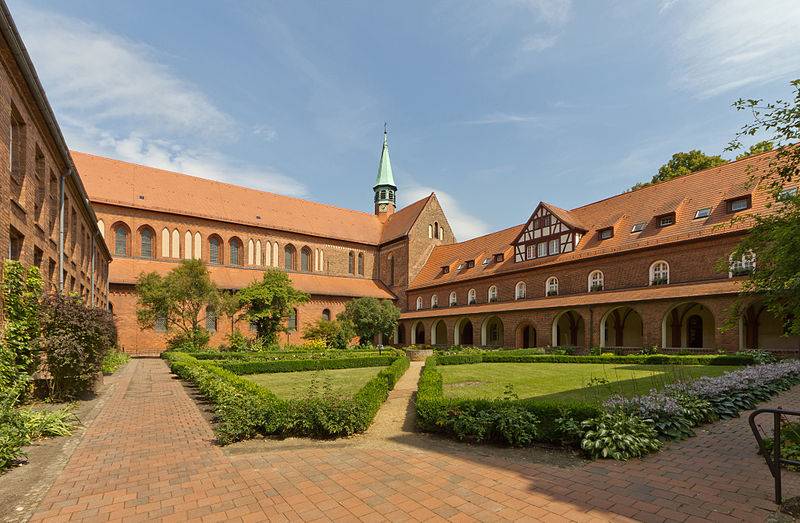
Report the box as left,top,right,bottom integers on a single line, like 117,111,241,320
581,411,662,460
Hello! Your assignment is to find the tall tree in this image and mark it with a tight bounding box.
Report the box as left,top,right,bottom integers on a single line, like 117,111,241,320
136,259,218,345
735,140,774,160
631,150,728,190
725,79,800,336
237,268,309,345
338,297,400,345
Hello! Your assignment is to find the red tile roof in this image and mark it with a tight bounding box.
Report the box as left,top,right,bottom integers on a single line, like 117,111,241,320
380,194,433,243
409,151,782,290
401,279,744,319
109,258,395,299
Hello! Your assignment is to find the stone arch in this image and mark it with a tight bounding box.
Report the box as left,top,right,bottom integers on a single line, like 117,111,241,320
171,229,180,258
552,310,585,348
136,224,156,258
431,319,448,346
411,321,426,345
481,316,504,347
741,301,799,352
111,221,131,257
662,302,716,349
515,322,537,348
600,306,643,349
301,246,312,272
284,243,297,271
454,318,474,346
208,234,224,264
229,236,244,266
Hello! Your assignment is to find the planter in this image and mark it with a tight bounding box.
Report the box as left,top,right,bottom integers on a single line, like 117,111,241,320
404,348,434,361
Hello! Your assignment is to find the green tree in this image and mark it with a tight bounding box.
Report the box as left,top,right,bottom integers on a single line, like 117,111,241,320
337,297,400,345
631,150,728,190
1,260,42,399
724,79,800,336
237,268,309,345
735,140,774,160
302,318,354,350
135,259,217,348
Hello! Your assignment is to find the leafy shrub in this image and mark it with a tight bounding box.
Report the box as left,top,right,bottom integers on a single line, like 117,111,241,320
20,407,76,439
0,387,28,471
580,412,662,460
435,352,754,366
39,294,117,400
101,348,130,375
219,356,396,375
1,261,43,399
605,391,694,439
735,349,777,365
166,328,210,352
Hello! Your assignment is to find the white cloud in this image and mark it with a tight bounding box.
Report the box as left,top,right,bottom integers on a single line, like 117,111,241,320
459,112,543,125
667,0,800,98
11,3,306,197
400,185,490,241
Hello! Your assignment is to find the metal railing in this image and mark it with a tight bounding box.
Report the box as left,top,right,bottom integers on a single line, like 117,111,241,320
748,408,800,504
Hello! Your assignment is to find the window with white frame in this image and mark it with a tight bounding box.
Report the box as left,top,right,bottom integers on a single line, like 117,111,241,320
649,260,669,285
546,276,558,296
416,297,423,310
537,242,547,258
431,294,438,308
488,285,498,302
468,288,476,304
549,239,559,255
449,291,457,306
729,251,755,277
588,270,604,292
515,281,526,300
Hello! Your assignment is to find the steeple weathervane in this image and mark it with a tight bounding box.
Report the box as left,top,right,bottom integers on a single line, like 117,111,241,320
374,125,397,217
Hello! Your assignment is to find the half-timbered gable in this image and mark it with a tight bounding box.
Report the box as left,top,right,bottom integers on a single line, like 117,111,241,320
513,203,587,263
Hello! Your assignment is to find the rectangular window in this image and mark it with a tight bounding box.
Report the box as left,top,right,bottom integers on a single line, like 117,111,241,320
465,260,475,269
9,227,24,260
537,242,547,258
287,310,297,331
9,111,24,178
727,196,751,213
657,214,675,227
778,187,797,200
155,315,167,332
598,227,613,240
694,208,711,219
630,222,645,233
526,244,535,259
549,238,559,254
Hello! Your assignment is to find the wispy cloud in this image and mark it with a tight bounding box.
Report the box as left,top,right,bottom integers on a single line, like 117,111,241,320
400,184,490,241
459,112,544,125
12,4,306,196
666,0,800,98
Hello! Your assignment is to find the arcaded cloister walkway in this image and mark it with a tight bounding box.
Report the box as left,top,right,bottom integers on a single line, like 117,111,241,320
27,359,799,522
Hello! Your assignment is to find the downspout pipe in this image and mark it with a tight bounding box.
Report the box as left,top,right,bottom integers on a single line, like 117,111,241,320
90,234,95,305
58,170,65,292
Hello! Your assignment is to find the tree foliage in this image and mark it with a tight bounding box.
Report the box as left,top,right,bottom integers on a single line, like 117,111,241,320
337,297,400,345
726,79,800,336
735,140,774,160
302,318,354,350
1,261,42,399
237,268,309,345
631,150,728,190
135,259,218,348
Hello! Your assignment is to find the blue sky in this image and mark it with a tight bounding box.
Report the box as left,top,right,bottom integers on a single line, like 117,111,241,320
9,1,800,240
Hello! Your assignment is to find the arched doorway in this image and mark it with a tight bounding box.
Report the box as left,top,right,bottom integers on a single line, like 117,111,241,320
481,316,504,347
552,310,585,348
395,323,406,345
412,321,425,345
741,303,799,352
515,322,537,348
454,318,474,346
431,320,448,346
662,303,715,349
600,306,643,349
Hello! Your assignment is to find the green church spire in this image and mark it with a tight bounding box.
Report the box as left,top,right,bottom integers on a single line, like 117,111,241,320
373,125,397,216
374,127,396,188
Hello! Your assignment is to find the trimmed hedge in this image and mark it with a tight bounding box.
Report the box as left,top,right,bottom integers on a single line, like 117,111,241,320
163,351,410,443
219,356,396,375
435,352,753,366
190,350,392,361
415,357,600,445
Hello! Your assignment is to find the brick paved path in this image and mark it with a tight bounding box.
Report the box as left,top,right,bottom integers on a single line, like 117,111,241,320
29,359,799,522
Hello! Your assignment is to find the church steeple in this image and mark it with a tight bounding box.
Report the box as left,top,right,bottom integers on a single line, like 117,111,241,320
374,126,397,217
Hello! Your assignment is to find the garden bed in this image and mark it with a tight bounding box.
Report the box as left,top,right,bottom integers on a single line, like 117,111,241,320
163,351,409,443
245,366,388,399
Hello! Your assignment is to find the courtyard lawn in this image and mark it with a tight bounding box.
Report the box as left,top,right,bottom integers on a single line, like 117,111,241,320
440,363,740,403
244,366,387,399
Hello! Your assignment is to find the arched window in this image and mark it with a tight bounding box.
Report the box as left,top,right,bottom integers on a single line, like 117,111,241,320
322,308,331,321
229,237,243,266
449,291,457,306
97,219,105,239
300,247,312,272
388,256,395,286
284,244,297,270
161,228,170,258
357,253,365,275
416,297,423,310
205,306,217,333
546,276,559,296
650,260,670,285
468,288,477,305
434,221,439,239
171,229,180,258
194,232,202,259
209,235,222,264
515,281,526,300
348,251,355,274
431,294,439,308
729,251,756,277
184,231,193,260
247,239,255,265
112,222,130,256
438,225,445,240
139,227,154,258
488,285,498,302
428,224,433,238
588,270,604,292
264,241,272,266
287,308,298,331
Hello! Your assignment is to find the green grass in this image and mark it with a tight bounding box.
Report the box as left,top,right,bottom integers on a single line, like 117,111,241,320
244,366,387,399
439,363,740,403
101,349,131,375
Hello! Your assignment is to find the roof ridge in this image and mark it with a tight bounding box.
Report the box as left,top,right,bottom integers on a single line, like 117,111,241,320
70,150,380,220
441,223,523,248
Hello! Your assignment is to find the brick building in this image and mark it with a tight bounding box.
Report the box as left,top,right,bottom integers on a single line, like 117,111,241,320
74,131,453,354
0,3,110,309
399,152,800,356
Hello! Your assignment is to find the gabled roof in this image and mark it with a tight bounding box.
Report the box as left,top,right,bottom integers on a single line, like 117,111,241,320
409,150,782,290
512,201,588,245
379,193,433,244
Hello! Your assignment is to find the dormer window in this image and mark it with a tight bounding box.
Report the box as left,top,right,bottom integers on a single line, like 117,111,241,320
727,196,751,213
631,222,645,233
657,213,675,228
598,227,613,240
465,260,475,269
694,208,711,219
494,253,504,263
513,203,585,262
441,266,450,274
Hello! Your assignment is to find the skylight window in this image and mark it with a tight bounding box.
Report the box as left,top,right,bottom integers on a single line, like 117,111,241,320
598,227,613,240
694,208,711,219
631,222,645,233
456,264,463,271
779,187,797,200
482,258,491,266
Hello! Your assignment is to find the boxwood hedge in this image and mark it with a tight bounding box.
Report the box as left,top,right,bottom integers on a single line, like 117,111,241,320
219,356,397,375
163,351,409,444
435,352,753,366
